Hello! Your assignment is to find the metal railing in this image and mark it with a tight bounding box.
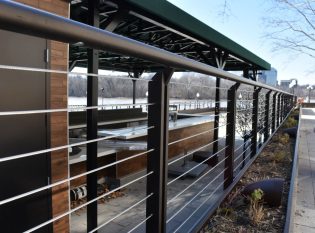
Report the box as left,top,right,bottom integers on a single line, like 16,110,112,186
0,1,295,233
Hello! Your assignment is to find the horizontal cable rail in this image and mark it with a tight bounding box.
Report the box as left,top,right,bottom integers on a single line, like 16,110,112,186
0,126,154,163
233,142,254,164
0,103,156,116
167,167,227,224
167,146,228,185
168,137,226,166
168,123,228,146
127,215,153,233
0,64,151,82
0,149,154,206
24,172,153,233
234,135,254,153
234,147,254,173
173,179,226,233
167,155,229,204
89,193,153,233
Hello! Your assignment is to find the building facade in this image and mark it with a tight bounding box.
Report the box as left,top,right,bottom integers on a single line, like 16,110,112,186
258,67,278,86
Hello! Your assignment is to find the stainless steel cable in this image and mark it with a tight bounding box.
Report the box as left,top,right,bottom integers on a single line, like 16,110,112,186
0,149,154,206
23,172,153,233
168,123,229,146
172,178,226,233
0,64,151,82
0,103,155,115
233,142,254,163
127,215,152,233
167,155,228,204
0,126,154,163
167,146,228,186
168,137,226,166
166,168,226,224
89,193,153,233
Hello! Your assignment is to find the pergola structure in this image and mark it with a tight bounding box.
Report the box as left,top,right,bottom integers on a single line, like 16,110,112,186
69,0,272,178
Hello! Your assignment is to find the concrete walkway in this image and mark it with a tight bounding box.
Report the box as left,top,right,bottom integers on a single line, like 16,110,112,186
294,108,315,232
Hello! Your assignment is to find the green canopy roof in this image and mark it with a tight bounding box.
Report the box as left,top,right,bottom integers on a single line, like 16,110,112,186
70,0,271,72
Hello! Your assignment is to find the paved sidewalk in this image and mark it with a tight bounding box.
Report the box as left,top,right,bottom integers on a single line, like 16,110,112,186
294,108,315,233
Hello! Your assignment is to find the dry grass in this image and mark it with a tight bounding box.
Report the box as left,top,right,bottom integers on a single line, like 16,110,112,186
272,151,286,162
248,189,264,225
282,117,297,128
249,199,265,225
279,133,290,144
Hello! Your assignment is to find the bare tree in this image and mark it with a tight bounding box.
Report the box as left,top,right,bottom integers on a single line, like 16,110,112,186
265,0,315,58
235,90,253,169
216,0,315,59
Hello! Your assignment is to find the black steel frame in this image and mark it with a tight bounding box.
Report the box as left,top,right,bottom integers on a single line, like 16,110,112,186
146,69,174,233
86,1,99,231
224,83,240,189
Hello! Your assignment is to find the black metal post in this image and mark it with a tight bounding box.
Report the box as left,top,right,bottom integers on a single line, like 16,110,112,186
284,95,288,116
132,71,140,108
213,77,220,159
86,0,99,232
251,87,262,158
132,79,136,107
224,83,240,189
272,92,277,133
146,69,174,233
281,94,285,122
264,91,272,142
277,94,282,127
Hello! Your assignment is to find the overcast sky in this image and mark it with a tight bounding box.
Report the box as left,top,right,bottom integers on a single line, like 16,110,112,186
168,0,315,85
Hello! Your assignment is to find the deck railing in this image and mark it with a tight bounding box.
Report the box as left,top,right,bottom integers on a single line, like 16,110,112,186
0,1,295,233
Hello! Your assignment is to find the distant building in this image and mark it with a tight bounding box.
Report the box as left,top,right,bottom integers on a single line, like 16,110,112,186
279,80,291,88
258,67,277,86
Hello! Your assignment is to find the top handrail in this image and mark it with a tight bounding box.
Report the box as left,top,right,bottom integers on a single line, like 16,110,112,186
0,0,293,96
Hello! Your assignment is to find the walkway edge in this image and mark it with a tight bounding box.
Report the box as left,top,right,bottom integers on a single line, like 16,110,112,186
284,107,301,233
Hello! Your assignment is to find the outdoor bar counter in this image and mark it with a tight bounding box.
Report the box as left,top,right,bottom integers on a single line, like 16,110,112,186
69,114,215,187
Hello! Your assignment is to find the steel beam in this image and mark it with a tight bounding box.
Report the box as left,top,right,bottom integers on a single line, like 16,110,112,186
213,53,227,160
102,8,128,32
264,91,272,142
86,0,99,232
146,68,174,233
224,82,240,189
251,87,262,158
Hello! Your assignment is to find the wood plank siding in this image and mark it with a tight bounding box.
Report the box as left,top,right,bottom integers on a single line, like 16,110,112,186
15,1,70,232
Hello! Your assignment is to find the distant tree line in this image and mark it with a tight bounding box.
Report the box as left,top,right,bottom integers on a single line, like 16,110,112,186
68,72,234,99
278,84,315,98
